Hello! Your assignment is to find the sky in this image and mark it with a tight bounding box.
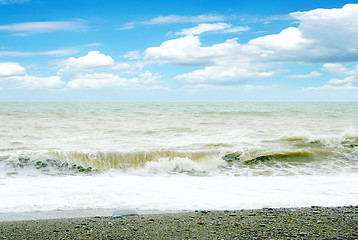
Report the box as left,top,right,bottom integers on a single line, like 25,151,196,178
1,0,358,102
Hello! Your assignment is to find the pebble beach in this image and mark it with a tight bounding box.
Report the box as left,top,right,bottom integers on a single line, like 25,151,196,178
1,206,357,239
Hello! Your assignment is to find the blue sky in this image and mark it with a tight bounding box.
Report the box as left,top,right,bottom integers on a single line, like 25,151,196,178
0,0,358,102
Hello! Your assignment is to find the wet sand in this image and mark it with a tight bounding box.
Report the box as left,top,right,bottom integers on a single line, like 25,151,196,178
0,206,357,239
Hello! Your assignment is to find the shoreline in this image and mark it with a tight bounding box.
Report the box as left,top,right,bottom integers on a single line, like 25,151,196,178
0,206,357,239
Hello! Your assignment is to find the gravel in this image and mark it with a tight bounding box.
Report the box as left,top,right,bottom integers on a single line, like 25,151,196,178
0,206,357,239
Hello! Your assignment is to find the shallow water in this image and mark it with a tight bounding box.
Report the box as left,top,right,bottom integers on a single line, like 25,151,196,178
0,102,357,213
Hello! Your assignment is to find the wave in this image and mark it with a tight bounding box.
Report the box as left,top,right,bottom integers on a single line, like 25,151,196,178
245,151,315,164
277,132,358,146
223,150,322,164
0,150,224,177
51,150,220,170
0,156,96,177
1,134,357,177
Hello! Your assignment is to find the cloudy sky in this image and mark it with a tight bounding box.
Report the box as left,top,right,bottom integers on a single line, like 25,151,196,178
0,0,358,101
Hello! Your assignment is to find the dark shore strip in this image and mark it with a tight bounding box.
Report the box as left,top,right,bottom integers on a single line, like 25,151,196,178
0,206,357,239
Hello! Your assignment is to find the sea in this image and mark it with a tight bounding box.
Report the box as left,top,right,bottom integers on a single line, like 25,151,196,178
0,102,357,219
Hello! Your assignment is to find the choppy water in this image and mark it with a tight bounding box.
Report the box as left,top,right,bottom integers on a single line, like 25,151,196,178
0,103,357,213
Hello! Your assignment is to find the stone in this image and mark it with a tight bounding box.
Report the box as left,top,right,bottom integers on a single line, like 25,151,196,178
112,208,138,217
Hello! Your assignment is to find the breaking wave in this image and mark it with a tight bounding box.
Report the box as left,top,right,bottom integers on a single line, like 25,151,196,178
1,134,357,177
0,150,224,177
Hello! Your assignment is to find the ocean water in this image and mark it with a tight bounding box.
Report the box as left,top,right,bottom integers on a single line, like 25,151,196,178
0,102,358,214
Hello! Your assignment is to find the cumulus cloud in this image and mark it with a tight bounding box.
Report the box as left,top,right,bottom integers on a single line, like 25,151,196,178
145,35,242,65
175,64,275,84
291,4,358,51
144,35,275,83
143,4,358,86
0,63,26,77
60,51,115,70
304,63,358,91
322,63,349,75
249,27,311,51
175,22,249,35
58,51,160,89
0,51,161,90
249,4,358,62
147,4,358,66
0,62,65,88
58,51,115,80
327,76,355,85
4,5,358,91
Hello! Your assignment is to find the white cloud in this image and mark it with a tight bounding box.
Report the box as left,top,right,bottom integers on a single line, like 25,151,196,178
66,71,161,89
66,73,128,88
249,4,358,62
10,33,28,37
322,63,358,77
175,64,275,84
58,51,115,80
145,35,275,84
225,26,251,33
0,63,26,77
85,43,101,47
0,48,78,57
143,4,358,86
0,62,64,88
0,21,85,33
0,51,159,90
120,14,226,30
291,4,358,51
175,22,230,35
61,51,115,70
184,83,275,90
175,22,249,35
145,35,242,65
250,27,311,51
322,63,349,75
328,76,356,85
289,71,322,78
303,84,358,91
8,75,65,88
305,63,358,91
148,14,226,24
112,63,132,70
55,51,159,89
122,50,142,60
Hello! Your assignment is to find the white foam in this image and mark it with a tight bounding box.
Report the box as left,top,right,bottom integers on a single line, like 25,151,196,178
0,174,357,213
